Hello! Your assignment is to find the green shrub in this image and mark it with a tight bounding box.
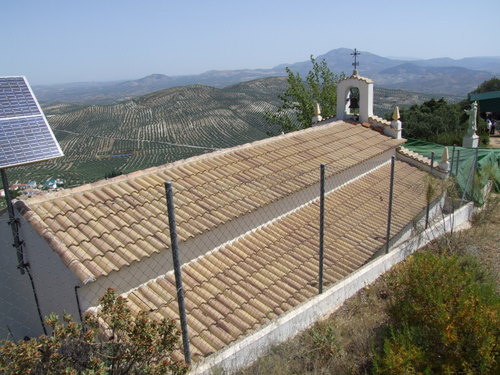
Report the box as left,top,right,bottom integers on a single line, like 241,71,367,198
0,289,188,375
373,325,428,375
400,98,466,145
429,130,465,146
373,252,500,374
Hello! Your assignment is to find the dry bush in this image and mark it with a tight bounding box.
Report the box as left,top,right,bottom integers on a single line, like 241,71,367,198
0,289,188,375
373,252,500,374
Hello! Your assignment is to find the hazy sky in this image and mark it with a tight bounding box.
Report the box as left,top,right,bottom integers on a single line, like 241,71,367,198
2,0,499,85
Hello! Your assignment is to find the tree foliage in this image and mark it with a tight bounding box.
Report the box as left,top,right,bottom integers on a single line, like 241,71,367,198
390,76,500,146
104,168,123,180
470,77,500,94
0,289,188,375
400,98,467,145
265,56,345,133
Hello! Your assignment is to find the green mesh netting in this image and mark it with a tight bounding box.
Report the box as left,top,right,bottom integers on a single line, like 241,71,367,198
404,138,500,205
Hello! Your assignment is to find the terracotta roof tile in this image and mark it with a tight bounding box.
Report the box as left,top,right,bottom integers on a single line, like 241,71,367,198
16,121,405,282
119,161,434,362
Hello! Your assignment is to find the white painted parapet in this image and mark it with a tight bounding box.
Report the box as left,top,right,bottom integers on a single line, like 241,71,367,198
397,147,449,179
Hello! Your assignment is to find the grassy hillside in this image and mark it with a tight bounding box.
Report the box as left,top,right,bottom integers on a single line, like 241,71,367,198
5,77,462,188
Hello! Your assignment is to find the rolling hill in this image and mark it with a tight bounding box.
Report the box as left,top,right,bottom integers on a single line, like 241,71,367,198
5,77,463,189
376,63,494,95
7,78,285,186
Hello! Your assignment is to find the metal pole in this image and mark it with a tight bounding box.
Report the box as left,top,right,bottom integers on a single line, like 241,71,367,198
430,152,435,175
1,170,47,334
74,286,84,324
1,169,25,274
164,181,191,366
474,148,479,174
455,150,460,177
450,145,456,176
425,154,434,229
318,164,325,294
385,157,395,254
425,192,431,230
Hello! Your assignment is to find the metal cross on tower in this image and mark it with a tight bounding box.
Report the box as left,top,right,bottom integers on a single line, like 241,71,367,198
351,48,360,75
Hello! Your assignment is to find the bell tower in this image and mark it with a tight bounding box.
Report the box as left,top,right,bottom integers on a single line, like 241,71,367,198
335,49,374,123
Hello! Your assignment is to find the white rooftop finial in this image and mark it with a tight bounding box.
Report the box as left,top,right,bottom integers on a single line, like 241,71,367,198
312,102,323,124
442,146,449,163
439,147,450,173
314,102,321,116
392,106,400,121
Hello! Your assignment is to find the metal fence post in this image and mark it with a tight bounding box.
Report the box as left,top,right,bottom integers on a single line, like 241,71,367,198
74,286,84,324
455,150,460,177
474,148,479,174
1,169,47,334
385,156,395,254
430,151,435,174
1,169,25,274
318,164,325,294
450,145,456,176
164,181,191,366
425,188,431,230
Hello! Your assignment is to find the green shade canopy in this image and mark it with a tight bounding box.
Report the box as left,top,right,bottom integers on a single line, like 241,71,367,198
470,90,500,112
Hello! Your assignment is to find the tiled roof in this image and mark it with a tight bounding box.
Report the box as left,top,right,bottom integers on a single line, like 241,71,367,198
16,121,404,282
349,74,373,84
124,161,433,362
398,146,438,168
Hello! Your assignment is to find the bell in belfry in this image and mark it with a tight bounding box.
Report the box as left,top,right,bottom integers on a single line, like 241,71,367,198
349,96,359,109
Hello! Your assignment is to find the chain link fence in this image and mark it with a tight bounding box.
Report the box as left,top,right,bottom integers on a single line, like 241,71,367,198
405,138,500,205
0,153,458,368
158,156,439,363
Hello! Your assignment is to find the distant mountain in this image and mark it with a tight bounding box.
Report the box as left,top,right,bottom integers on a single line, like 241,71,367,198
411,56,500,73
33,48,500,103
33,70,284,103
278,48,405,77
116,73,173,88
373,63,494,95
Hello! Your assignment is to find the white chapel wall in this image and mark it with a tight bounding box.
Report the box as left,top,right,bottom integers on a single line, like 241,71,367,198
19,212,82,320
0,208,82,339
0,210,43,340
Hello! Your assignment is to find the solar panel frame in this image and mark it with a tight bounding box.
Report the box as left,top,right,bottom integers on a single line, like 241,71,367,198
0,76,63,169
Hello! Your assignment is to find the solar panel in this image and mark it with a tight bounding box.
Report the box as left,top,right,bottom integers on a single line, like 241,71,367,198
0,76,63,169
